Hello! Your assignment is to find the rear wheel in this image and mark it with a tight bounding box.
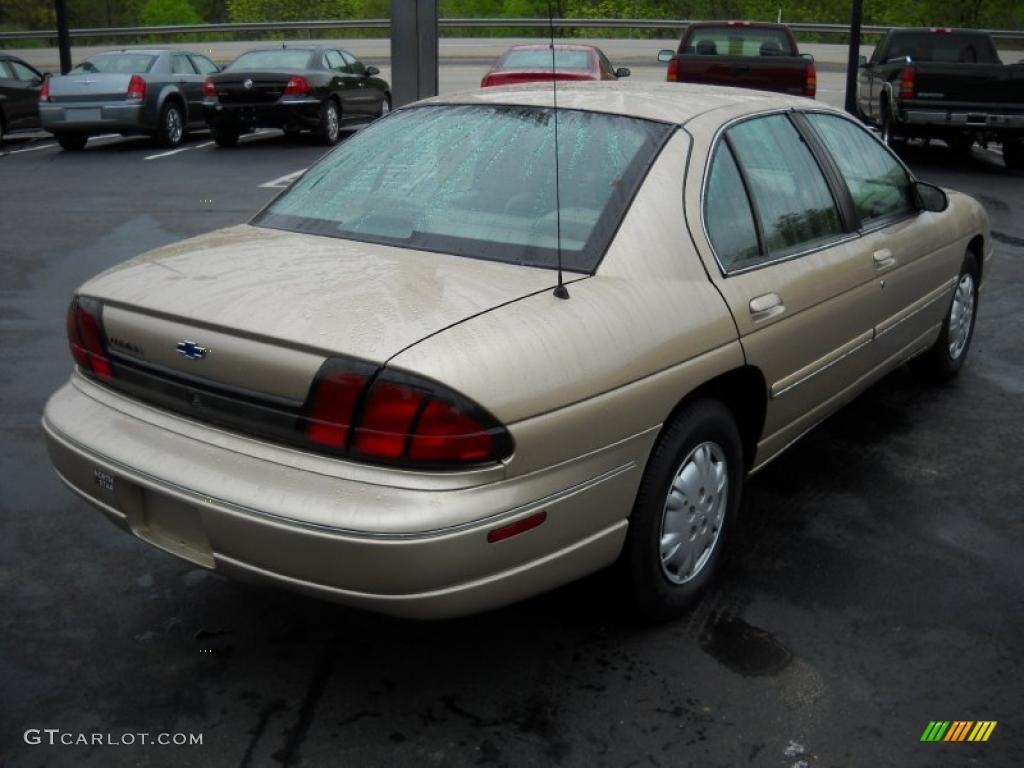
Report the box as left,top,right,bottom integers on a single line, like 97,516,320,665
56,133,88,151
317,99,340,146
623,399,744,621
156,101,184,148
1004,138,1024,170
912,252,979,381
212,126,240,147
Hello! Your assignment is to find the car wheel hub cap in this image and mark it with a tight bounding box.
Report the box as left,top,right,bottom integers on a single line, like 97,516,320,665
659,441,728,585
327,106,339,140
167,108,182,142
948,273,975,359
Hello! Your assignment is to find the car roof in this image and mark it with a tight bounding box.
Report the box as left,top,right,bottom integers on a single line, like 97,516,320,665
422,81,828,126
92,49,174,55
505,44,599,51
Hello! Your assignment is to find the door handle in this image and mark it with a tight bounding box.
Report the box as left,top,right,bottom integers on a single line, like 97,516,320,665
873,248,896,269
749,292,785,321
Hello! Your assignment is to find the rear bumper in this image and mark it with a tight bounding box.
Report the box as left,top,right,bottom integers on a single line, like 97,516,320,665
204,99,322,131
39,103,150,134
900,109,1024,132
42,374,642,618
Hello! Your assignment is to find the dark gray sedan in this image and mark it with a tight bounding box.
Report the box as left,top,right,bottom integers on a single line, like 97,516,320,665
39,49,220,151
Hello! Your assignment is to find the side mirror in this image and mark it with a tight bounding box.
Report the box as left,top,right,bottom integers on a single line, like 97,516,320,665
858,55,868,67
365,65,380,76
915,181,948,213
657,49,674,64
615,67,631,78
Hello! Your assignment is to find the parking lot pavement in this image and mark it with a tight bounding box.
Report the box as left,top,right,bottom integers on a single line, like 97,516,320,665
1,107,1022,768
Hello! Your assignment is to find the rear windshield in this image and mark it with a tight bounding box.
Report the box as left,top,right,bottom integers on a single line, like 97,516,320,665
878,32,1000,64
500,49,592,71
73,53,156,74
226,50,313,70
255,104,672,273
682,26,795,57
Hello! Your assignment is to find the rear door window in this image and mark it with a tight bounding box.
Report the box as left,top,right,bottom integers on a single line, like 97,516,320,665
804,112,915,228
725,113,844,261
341,51,365,75
172,54,196,75
325,50,347,72
190,55,219,75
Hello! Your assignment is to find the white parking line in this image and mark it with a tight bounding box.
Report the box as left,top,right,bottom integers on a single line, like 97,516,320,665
260,168,307,188
0,142,57,156
144,141,214,161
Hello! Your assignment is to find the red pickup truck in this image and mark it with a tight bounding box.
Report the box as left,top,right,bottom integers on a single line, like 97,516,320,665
658,21,816,98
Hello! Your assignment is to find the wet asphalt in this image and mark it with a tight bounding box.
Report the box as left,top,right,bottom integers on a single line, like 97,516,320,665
0,129,1021,768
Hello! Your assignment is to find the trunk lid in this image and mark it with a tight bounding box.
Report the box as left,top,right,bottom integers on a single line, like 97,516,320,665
210,71,293,104
79,224,557,391
47,72,135,104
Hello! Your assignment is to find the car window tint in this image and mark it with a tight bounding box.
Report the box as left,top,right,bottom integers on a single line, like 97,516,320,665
705,143,761,269
256,104,672,273
726,114,843,259
172,54,196,75
190,55,218,75
325,50,346,71
226,50,313,71
73,53,157,74
500,49,591,71
341,50,365,75
806,113,915,226
9,60,39,81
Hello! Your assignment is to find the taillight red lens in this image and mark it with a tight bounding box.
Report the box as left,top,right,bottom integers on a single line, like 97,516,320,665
666,57,680,82
284,76,311,95
804,60,817,98
39,78,50,103
353,381,425,458
203,77,216,97
126,74,146,100
898,65,916,100
302,361,511,467
410,399,493,462
66,298,112,379
306,371,368,447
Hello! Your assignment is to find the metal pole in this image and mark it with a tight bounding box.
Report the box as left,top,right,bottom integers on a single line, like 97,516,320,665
390,0,438,108
54,0,73,74
844,0,864,115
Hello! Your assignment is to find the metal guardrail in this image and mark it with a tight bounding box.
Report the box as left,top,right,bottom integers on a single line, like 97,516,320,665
1,18,1023,42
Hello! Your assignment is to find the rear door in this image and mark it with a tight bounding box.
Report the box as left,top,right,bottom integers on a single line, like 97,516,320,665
170,53,204,124
689,111,881,467
802,111,963,363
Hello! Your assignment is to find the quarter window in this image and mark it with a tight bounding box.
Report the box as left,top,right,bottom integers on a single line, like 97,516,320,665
805,113,915,227
726,114,844,260
704,143,761,269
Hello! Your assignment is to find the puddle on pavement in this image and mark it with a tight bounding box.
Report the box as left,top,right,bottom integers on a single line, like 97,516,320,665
699,612,792,676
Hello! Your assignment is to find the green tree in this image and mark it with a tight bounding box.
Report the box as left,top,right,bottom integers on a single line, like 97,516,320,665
140,0,204,25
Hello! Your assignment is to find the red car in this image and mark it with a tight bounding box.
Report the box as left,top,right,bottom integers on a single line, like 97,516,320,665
481,44,630,87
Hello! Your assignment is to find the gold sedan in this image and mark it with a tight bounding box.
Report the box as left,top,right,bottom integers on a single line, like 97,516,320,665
43,83,991,619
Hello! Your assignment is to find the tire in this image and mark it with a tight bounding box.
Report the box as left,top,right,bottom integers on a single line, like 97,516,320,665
0,115,5,146
156,101,184,148
911,252,980,381
212,126,240,147
56,133,88,151
623,399,744,622
378,93,391,119
1004,138,1024,171
316,99,341,146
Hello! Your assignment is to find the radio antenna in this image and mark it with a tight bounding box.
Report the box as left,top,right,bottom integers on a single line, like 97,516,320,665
548,0,569,299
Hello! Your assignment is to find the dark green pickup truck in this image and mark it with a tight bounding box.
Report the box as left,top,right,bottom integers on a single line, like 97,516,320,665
856,27,1024,169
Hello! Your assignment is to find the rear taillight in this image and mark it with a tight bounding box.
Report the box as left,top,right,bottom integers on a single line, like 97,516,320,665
481,74,493,87
39,78,50,103
284,76,311,95
126,74,146,101
898,65,916,100
666,57,680,82
804,60,817,98
303,360,512,467
66,297,112,380
203,77,216,98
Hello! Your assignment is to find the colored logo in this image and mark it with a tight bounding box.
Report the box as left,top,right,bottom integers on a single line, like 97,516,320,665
176,340,210,360
920,721,997,742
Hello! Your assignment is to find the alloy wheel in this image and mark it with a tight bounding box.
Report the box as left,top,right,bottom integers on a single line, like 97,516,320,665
166,106,183,145
948,273,975,359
